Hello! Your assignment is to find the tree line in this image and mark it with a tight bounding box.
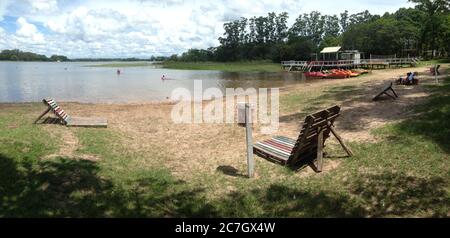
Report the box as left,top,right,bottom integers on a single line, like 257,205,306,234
0,49,69,62
174,0,450,62
0,49,171,62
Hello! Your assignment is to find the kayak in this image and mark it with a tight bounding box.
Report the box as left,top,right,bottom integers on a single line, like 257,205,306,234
304,71,328,78
325,73,348,79
349,71,360,77
327,70,349,78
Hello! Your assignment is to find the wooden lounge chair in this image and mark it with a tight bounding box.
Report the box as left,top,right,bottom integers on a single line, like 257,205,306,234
34,98,107,128
373,82,398,101
253,105,353,172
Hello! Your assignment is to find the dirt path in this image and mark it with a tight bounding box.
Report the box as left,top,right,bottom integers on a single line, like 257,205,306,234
41,126,101,161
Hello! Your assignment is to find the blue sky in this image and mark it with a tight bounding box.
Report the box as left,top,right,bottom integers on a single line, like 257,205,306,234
0,0,415,58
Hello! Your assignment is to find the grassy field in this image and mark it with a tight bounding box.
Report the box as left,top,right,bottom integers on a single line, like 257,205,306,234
417,59,450,67
0,72,449,217
87,62,154,67
159,61,283,72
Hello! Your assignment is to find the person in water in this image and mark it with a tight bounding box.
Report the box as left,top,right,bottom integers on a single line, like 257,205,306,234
117,69,121,75
161,75,166,80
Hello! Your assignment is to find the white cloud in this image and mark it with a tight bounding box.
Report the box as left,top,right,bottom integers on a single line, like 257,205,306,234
30,0,59,13
0,0,415,58
16,17,45,43
0,0,10,21
0,26,5,45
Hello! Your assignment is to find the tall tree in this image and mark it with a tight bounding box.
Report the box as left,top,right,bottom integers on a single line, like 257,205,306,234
340,10,350,33
323,15,341,38
290,11,325,46
409,0,450,57
275,12,289,43
349,10,375,25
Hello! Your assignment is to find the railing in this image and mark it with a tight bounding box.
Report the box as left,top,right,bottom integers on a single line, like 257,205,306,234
360,58,419,65
281,61,308,66
308,60,357,67
281,58,420,71
282,60,358,66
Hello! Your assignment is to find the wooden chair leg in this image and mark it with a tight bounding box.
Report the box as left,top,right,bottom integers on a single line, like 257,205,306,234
34,107,51,124
316,127,324,172
383,92,396,100
390,88,398,98
330,126,354,157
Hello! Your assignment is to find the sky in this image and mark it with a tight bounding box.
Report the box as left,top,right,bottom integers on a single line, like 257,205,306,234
0,0,415,58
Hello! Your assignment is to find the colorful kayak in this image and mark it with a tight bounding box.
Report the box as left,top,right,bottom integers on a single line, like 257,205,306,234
304,71,328,78
305,69,364,79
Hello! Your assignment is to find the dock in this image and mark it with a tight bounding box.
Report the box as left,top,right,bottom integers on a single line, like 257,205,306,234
281,58,419,72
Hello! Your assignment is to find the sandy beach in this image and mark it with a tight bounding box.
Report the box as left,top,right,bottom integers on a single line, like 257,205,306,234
7,65,441,184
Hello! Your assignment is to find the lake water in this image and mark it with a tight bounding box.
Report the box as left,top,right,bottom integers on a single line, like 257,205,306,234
0,61,308,103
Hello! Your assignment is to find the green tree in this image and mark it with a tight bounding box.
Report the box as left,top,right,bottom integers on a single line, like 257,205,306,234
409,0,450,57
275,12,289,43
279,36,315,61
340,10,350,33
323,15,341,39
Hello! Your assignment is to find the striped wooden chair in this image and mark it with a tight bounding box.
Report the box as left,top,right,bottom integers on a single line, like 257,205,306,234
34,98,107,128
253,105,353,172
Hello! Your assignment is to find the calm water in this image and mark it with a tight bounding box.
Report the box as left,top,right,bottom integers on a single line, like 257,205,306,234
0,61,308,103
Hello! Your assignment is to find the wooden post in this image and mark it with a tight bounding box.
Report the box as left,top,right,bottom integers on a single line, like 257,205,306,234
316,127,324,172
245,103,254,178
435,64,438,84
238,103,254,178
34,107,51,124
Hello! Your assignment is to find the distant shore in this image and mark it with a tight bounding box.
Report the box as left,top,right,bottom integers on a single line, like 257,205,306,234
158,61,282,72
87,60,283,72
85,62,157,67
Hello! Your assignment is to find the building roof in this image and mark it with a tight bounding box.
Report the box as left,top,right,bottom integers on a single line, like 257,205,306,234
320,46,342,54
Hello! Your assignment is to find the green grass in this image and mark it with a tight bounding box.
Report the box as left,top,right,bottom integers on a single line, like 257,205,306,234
0,78,449,217
160,60,283,72
87,62,154,67
417,59,450,67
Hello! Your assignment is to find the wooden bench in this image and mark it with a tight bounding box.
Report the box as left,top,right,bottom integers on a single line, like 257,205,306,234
253,105,353,172
34,98,107,128
373,82,398,101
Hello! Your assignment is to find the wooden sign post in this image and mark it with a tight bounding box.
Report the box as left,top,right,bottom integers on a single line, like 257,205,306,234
435,64,438,84
238,102,254,178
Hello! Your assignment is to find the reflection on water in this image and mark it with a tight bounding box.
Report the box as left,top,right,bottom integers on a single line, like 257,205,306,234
0,61,308,103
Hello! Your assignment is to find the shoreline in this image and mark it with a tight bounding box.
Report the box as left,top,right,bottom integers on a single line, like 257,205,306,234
1,65,440,106
0,66,442,106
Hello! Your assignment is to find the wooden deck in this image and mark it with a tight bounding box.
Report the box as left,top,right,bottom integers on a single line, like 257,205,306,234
281,60,359,72
66,117,108,128
281,58,419,72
